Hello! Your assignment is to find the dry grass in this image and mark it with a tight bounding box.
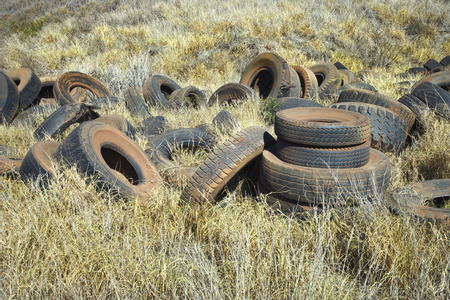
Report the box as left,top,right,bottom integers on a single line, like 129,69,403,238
1,0,450,298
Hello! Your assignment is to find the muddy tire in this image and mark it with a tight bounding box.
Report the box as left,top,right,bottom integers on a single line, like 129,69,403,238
142,75,181,107
309,63,341,99
94,114,136,140
169,86,207,108
260,147,391,205
329,102,407,153
124,86,151,118
6,68,41,110
54,72,112,105
56,122,162,199
240,52,301,99
274,107,371,147
0,71,20,124
208,83,258,106
411,82,450,120
181,126,276,204
291,65,319,100
20,141,59,187
386,179,450,225
212,110,240,135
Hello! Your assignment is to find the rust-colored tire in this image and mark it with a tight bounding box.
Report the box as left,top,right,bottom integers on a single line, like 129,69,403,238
6,68,41,110
240,52,301,99
19,141,59,186
291,65,319,100
54,72,112,105
208,83,258,106
274,107,371,147
181,126,276,204
56,122,162,199
0,71,20,124
386,179,450,225
142,74,181,107
94,114,136,140
309,63,341,98
338,69,357,86
37,74,86,105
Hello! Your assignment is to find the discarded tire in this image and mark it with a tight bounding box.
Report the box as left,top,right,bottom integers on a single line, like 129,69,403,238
181,126,276,204
37,74,86,105
142,74,181,107
337,82,378,95
138,116,172,141
338,69,357,86
124,86,151,118
6,68,41,110
208,83,257,106
309,63,341,99
386,179,450,225
212,110,240,135
0,71,20,124
411,81,450,120
20,141,59,186
54,71,112,105
240,52,301,99
276,97,323,111
169,86,207,108
56,121,162,199
0,157,23,175
274,107,371,147
423,59,441,71
291,65,319,100
411,70,450,92
94,114,136,140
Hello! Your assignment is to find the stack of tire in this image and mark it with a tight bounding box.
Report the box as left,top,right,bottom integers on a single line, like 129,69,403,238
258,107,391,212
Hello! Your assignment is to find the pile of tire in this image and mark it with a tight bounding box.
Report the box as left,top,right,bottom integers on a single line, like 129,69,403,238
258,107,391,211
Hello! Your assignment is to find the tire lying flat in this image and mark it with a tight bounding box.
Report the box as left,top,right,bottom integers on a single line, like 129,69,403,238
20,141,59,187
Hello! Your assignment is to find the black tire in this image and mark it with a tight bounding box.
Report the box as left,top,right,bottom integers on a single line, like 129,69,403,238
137,116,172,141
333,61,349,70
180,126,276,204
33,103,100,140
36,74,86,105
208,83,257,106
277,97,323,111
386,179,450,225
397,93,430,125
411,70,450,92
19,141,59,187
411,82,450,120
440,56,450,67
337,88,416,133
0,71,20,124
212,110,240,135
423,59,441,71
124,87,151,117
94,114,136,140
309,63,341,99
406,67,428,76
240,52,301,99
337,82,378,95
260,147,391,205
291,65,319,100
274,107,371,147
169,86,207,108
11,104,59,127
90,96,120,108
55,121,162,199
329,102,407,153
145,128,216,180
276,138,371,168
142,75,181,107
6,68,41,110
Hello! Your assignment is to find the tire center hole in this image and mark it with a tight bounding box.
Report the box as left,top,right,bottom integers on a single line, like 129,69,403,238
161,85,175,99
251,68,274,99
101,147,140,185
39,85,55,99
315,73,325,86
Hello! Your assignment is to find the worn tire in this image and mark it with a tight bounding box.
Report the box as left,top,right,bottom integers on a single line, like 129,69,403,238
1,157,23,175
124,86,151,118
0,71,20,124
212,110,240,135
337,82,378,95
240,52,301,99
309,63,341,99
20,141,59,187
440,56,450,67
37,74,86,105
12,104,59,127
274,107,371,147
181,126,276,204
397,93,430,125
291,65,319,100
423,59,441,71
94,114,136,140
329,102,407,153
56,121,162,199
142,74,181,107
411,70,450,92
333,62,349,70
276,138,371,168
6,68,41,110
386,179,450,225
208,83,257,106
54,72,112,105
411,81,450,120
337,88,415,132
169,86,207,108
260,147,391,205
338,69,357,86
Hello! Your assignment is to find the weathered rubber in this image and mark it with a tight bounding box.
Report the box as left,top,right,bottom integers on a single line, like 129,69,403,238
423,59,441,71
338,69,357,86
411,81,450,120
274,107,371,147
6,68,41,110
0,71,20,124
309,63,341,99
411,70,450,92
11,105,59,127
124,87,151,118
291,65,319,100
19,141,59,187
169,86,207,108
398,93,430,124
212,110,240,135
181,126,276,204
36,74,86,105
94,114,136,140
142,74,181,107
440,56,450,67
208,83,257,106
337,82,378,95
0,157,23,175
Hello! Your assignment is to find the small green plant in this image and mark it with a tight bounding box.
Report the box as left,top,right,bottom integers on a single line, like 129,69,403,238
9,17,48,39
262,97,281,124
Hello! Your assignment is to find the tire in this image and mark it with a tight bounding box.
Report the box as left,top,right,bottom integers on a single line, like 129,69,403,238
138,116,172,141
94,114,136,140
142,74,181,107
338,69,357,86
1,157,23,175
337,88,416,133
260,147,391,205
397,93,430,125
169,86,207,109
274,107,371,147
54,72,112,105
411,70,450,92
11,104,59,127
0,71,20,124
239,52,301,99
208,83,257,106
411,82,450,120
406,67,428,76
275,138,371,168
33,103,100,140
333,61,349,70
329,102,407,153
337,82,378,95
291,65,319,100
309,63,341,99
56,121,162,199
386,179,450,225
440,56,450,67
124,86,151,118
276,97,323,111
145,128,217,180
37,74,86,105
6,68,41,110
423,59,441,71
90,96,120,108
180,126,276,204
212,110,240,135
19,141,59,187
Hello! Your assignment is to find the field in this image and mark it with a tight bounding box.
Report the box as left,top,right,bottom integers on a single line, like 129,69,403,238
1,0,450,298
